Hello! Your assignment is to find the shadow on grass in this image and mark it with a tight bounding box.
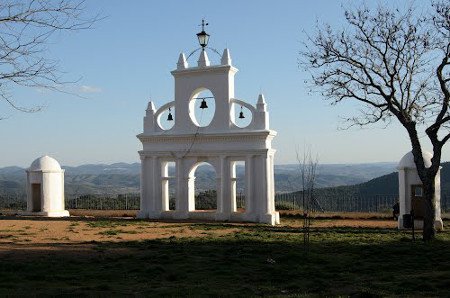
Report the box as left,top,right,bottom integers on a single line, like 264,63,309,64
1,226,450,297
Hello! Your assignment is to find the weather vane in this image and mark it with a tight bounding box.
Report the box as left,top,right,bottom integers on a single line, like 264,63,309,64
200,19,208,32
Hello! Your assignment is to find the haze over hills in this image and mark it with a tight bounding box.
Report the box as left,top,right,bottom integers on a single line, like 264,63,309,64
0,162,398,196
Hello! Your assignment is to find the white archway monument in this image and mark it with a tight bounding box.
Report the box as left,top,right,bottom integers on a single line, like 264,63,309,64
137,35,279,225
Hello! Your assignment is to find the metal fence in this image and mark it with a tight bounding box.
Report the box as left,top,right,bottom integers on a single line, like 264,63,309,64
65,194,140,210
2,192,450,213
275,193,398,212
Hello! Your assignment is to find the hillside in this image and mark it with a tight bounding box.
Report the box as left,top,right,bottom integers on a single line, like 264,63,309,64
0,162,397,196
304,162,450,199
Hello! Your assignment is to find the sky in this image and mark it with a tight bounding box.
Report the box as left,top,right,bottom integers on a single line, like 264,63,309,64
0,0,446,167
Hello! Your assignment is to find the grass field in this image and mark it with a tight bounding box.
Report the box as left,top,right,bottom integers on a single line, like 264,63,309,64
0,214,449,296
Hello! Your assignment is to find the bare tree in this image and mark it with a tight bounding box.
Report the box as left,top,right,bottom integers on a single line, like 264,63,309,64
296,146,319,248
300,2,449,240
0,0,101,113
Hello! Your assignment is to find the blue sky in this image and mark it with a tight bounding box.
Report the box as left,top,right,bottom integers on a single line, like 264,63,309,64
0,0,445,167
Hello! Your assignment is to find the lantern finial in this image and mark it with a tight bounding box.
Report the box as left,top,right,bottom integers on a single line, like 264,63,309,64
196,19,210,48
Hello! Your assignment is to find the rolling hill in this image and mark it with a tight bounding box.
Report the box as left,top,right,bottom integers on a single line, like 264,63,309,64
0,162,397,196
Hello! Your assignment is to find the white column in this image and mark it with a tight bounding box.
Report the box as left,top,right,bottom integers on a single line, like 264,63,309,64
252,155,266,215
150,156,162,217
245,155,254,214
263,153,272,214
218,156,232,218
61,171,65,211
230,161,237,212
268,154,275,213
161,161,169,211
174,158,192,218
137,155,152,218
175,158,185,212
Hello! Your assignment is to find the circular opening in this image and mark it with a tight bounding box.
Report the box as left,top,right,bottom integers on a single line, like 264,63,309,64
158,107,175,130
232,103,252,128
190,89,215,127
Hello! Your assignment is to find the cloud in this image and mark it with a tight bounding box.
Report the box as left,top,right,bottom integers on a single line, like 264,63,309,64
79,85,102,93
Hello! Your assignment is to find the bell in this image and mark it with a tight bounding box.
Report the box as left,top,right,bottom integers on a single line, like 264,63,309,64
239,106,245,119
167,108,173,121
200,99,208,109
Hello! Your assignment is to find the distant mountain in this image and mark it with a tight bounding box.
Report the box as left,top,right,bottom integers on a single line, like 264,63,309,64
0,161,398,196
297,162,450,200
63,163,141,175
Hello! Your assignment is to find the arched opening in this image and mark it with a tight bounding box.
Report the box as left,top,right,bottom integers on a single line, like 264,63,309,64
190,162,217,211
189,89,216,127
158,107,175,130
231,103,252,128
161,161,176,211
231,161,246,213
31,183,41,212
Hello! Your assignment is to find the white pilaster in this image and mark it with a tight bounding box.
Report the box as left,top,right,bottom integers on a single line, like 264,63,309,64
245,155,254,214
137,156,151,218
230,161,237,212
161,161,170,211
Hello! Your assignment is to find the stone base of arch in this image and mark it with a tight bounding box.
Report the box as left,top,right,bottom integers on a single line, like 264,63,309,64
19,210,70,217
137,210,280,225
137,148,279,225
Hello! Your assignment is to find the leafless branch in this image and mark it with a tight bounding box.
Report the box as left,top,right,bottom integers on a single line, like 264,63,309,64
0,0,102,114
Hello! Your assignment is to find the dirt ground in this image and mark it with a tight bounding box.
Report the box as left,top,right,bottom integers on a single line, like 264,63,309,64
0,210,399,255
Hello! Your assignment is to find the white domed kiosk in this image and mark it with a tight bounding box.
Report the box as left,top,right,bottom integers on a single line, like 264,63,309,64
22,156,69,217
397,151,443,230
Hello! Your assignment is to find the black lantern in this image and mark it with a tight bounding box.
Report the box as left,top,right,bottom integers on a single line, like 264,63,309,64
197,19,210,48
199,98,208,109
167,107,173,121
239,106,245,119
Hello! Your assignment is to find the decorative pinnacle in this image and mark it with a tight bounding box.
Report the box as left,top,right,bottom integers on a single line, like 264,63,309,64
146,101,156,114
221,48,232,65
177,52,188,69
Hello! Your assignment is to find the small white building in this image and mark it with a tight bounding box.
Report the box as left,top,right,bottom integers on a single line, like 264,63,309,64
137,31,279,225
22,155,69,217
397,151,443,230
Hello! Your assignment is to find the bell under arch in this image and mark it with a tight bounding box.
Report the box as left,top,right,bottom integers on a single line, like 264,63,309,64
189,88,216,128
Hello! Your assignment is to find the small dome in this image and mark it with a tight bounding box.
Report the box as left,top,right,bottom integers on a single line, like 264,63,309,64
398,151,432,169
29,155,62,172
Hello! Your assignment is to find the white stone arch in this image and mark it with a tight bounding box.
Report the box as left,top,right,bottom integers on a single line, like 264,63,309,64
187,159,220,211
154,101,175,131
160,158,177,211
188,87,216,128
230,98,256,129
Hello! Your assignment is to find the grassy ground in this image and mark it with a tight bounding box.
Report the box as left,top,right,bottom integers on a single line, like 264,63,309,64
0,216,449,296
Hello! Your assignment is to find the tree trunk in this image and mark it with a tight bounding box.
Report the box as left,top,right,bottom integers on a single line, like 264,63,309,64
422,180,436,241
